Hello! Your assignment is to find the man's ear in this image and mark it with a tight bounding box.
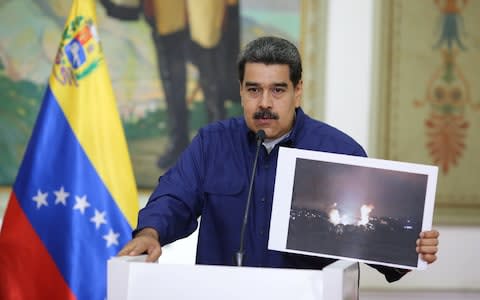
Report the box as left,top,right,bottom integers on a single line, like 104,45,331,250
239,80,245,107
294,80,303,107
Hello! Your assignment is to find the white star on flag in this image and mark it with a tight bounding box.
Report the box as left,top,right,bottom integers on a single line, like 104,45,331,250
103,229,120,247
54,186,70,206
73,195,90,214
90,209,107,229
32,190,48,209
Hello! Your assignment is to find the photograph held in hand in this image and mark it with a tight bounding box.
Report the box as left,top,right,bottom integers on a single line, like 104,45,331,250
269,147,438,270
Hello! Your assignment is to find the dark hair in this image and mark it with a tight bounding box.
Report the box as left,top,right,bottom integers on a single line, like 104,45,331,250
237,36,302,87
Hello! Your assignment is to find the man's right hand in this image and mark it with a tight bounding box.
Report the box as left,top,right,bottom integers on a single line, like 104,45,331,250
117,227,162,262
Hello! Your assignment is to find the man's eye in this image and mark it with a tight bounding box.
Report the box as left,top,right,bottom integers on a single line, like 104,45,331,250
272,88,285,95
247,87,261,95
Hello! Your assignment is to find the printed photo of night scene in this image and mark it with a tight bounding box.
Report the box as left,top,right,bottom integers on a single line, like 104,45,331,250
286,158,429,267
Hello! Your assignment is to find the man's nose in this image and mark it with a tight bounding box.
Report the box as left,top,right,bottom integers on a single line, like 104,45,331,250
258,90,273,108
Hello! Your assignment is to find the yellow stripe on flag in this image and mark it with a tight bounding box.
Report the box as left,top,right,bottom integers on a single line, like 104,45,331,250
49,0,138,228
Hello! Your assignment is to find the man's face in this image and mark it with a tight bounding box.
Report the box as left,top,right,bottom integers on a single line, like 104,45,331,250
240,63,302,139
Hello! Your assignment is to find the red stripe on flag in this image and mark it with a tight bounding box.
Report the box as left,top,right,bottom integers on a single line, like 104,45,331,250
0,193,76,300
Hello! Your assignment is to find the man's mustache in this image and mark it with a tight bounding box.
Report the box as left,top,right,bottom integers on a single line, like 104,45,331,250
253,110,279,120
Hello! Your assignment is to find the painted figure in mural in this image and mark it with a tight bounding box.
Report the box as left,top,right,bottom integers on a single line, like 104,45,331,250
100,0,240,168
433,0,468,50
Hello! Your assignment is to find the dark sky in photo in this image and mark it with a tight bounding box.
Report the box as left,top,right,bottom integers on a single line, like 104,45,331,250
292,158,428,219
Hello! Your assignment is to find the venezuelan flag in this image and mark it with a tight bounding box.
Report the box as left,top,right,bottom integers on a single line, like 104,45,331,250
0,1,138,299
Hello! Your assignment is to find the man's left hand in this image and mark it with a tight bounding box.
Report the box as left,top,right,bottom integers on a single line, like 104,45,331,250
416,229,439,264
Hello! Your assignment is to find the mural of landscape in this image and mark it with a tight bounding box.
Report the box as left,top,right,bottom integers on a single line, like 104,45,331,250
0,0,300,188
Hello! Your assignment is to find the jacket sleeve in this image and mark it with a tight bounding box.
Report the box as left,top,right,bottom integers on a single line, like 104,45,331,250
134,133,206,245
367,264,410,283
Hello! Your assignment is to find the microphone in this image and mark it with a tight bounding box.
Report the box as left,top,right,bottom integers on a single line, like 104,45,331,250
236,129,266,266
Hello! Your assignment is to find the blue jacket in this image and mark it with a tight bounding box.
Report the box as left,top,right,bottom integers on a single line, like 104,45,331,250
137,108,406,282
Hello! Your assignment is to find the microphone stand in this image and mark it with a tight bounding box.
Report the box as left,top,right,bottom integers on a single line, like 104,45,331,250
236,130,266,266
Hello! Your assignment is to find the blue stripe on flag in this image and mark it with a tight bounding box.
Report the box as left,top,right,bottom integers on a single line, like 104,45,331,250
14,86,132,300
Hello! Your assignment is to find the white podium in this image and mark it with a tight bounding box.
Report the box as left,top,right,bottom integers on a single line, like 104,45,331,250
107,256,359,300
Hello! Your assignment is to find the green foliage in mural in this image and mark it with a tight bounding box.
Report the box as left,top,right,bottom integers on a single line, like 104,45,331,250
0,73,44,184
123,108,167,140
123,101,242,140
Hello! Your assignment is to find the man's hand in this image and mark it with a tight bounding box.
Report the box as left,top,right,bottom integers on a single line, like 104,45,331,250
416,229,439,264
118,228,162,262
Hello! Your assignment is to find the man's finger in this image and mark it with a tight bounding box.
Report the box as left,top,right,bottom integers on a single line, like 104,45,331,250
118,239,149,257
145,246,162,262
420,253,437,264
117,242,136,256
416,238,439,247
416,245,438,254
419,230,439,239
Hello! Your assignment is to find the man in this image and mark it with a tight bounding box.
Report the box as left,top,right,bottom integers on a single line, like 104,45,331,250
119,36,439,282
